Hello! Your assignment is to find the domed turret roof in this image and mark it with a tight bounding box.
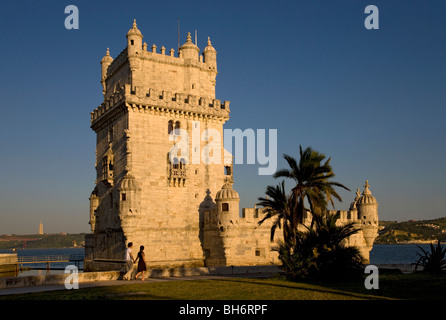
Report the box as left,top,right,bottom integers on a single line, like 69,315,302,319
357,180,377,205
118,174,140,191
180,32,200,52
127,19,143,38
101,48,113,64
203,37,216,53
215,179,239,200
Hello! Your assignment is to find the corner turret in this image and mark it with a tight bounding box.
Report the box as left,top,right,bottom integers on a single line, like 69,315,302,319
215,178,240,226
126,19,143,55
356,180,379,250
117,174,142,242
203,37,217,71
100,48,113,94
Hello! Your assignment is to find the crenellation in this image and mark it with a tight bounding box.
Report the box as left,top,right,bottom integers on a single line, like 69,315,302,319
91,84,230,128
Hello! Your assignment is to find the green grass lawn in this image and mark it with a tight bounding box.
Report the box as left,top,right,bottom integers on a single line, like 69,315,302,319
2,273,446,300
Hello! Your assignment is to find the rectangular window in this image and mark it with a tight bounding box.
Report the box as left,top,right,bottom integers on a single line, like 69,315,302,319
108,126,114,143
222,203,229,211
122,193,127,201
102,157,108,180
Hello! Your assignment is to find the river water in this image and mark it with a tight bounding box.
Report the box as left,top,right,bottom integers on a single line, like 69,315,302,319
0,247,84,276
369,243,444,264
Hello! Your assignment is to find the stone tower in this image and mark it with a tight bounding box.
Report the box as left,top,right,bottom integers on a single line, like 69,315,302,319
84,20,379,271
85,21,233,271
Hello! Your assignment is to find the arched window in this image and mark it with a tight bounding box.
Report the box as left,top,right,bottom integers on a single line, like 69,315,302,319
179,158,186,169
168,156,187,186
172,157,179,169
168,120,174,134
175,121,181,131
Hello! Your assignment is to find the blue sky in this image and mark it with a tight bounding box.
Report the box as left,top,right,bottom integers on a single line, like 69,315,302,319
0,0,445,234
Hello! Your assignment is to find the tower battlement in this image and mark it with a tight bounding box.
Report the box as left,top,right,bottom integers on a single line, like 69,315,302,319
100,20,218,102
90,84,230,130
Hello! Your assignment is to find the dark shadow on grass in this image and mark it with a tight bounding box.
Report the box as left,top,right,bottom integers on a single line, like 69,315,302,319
295,273,446,300
209,277,391,300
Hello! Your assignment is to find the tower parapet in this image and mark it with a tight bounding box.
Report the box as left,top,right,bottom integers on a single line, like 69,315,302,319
100,20,219,101
90,84,230,131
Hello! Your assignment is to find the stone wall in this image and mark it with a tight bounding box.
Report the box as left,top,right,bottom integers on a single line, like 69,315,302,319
0,254,18,276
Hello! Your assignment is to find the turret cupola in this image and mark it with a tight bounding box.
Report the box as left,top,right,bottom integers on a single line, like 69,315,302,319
356,180,379,251
203,37,217,70
357,180,377,205
215,178,240,226
215,180,240,201
127,19,143,55
100,48,113,94
179,32,200,61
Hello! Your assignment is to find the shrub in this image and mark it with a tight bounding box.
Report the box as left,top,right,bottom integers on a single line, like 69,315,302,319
413,240,446,274
274,213,365,281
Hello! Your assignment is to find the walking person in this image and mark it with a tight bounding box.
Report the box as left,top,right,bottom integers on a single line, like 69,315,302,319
123,242,135,280
134,245,147,281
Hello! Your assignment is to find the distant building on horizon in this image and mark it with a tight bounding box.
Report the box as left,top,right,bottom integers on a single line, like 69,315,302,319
38,221,43,235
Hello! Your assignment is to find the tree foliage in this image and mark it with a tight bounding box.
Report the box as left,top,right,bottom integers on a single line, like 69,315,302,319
274,212,364,280
257,146,363,280
413,240,446,274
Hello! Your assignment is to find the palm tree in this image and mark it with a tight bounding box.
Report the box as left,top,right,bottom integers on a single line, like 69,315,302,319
257,181,293,242
308,211,361,248
273,146,350,231
274,212,364,280
257,146,350,244
257,146,362,280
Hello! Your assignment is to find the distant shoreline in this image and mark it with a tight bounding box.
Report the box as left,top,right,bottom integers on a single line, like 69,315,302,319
375,242,437,245
0,233,86,250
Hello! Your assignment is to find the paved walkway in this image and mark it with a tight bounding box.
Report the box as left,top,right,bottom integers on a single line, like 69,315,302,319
0,273,273,296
